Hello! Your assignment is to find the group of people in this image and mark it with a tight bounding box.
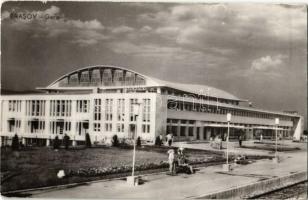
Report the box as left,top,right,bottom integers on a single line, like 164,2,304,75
167,147,194,175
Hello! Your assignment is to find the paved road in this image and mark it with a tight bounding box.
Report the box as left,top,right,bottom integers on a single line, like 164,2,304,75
29,142,307,199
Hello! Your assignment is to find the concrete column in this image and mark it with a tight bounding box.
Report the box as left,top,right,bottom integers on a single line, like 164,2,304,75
200,126,204,140
185,122,189,139
177,121,181,139
22,137,26,145
72,138,77,147
46,138,50,146
193,125,197,140
206,128,211,140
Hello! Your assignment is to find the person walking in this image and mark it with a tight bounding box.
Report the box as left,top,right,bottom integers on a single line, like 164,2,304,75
238,134,242,147
167,149,176,175
167,133,173,147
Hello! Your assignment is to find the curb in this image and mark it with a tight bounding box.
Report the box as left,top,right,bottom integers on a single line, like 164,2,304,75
196,171,307,199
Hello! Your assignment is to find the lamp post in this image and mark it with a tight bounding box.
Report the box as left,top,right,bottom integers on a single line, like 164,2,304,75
223,113,232,171
274,118,279,163
127,101,141,186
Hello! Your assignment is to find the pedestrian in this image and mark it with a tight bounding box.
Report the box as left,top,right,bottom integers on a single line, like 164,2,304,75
167,133,173,147
239,134,242,147
159,134,163,145
260,134,263,142
177,147,193,174
167,149,176,175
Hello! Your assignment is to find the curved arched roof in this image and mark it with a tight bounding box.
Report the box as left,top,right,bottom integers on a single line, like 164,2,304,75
45,65,241,101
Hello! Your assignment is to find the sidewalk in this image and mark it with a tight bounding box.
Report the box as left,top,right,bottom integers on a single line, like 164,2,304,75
28,143,307,199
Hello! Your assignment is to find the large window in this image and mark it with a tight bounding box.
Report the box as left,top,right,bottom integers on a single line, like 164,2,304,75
129,99,138,121
94,123,101,132
117,123,124,133
141,99,151,134
94,99,101,120
8,100,22,112
80,71,90,86
26,100,46,116
117,99,125,121
142,99,151,122
50,100,72,117
105,99,113,121
77,100,89,113
105,123,112,132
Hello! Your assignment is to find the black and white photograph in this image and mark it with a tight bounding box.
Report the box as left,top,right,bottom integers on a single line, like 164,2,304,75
1,1,307,199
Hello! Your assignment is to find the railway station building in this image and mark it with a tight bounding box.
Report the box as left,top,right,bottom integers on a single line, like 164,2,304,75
0,65,304,146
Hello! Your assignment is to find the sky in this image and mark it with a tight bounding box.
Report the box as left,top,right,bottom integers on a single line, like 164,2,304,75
1,2,307,127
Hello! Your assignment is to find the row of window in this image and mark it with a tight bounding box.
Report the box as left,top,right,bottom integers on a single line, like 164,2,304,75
59,69,146,87
26,100,46,116
8,100,22,112
50,100,72,117
8,99,152,122
167,101,291,121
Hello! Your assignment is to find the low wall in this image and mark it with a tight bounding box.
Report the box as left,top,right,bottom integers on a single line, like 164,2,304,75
197,171,307,199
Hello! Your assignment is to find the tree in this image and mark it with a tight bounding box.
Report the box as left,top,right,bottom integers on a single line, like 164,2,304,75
112,135,119,147
53,136,60,149
136,136,141,147
63,134,70,150
11,134,19,151
85,133,92,147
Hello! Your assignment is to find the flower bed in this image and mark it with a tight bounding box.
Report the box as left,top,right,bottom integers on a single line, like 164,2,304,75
67,156,225,177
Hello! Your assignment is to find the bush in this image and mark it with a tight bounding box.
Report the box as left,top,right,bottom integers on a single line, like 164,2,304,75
11,134,19,151
136,136,141,147
155,136,162,146
53,136,60,149
85,133,92,148
112,135,119,147
63,134,70,150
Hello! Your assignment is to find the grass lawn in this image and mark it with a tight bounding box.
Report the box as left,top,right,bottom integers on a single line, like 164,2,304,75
1,145,222,193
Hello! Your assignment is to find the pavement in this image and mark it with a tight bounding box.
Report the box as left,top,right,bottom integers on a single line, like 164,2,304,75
28,140,307,199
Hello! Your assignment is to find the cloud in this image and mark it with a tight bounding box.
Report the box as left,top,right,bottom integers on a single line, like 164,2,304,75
140,25,152,32
110,25,134,34
1,11,10,20
137,4,306,53
251,55,287,72
156,26,180,38
3,6,106,46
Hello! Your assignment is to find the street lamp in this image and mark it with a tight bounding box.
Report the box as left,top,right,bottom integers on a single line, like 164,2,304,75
223,113,232,171
274,118,279,163
127,100,141,186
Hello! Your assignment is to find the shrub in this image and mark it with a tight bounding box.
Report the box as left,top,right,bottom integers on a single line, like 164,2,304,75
136,136,141,147
53,136,60,149
63,134,70,150
11,134,19,151
85,133,92,148
112,135,119,147
155,136,162,146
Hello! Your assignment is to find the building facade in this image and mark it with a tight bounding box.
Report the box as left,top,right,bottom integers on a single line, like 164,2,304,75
0,65,304,146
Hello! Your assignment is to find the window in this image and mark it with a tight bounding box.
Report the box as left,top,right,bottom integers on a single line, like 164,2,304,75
142,124,150,133
105,123,112,132
94,99,101,120
129,99,138,121
94,123,101,132
188,127,194,136
77,100,89,113
117,123,124,133
117,99,125,121
105,99,113,121
50,100,71,116
8,100,22,112
180,126,186,136
142,99,151,122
